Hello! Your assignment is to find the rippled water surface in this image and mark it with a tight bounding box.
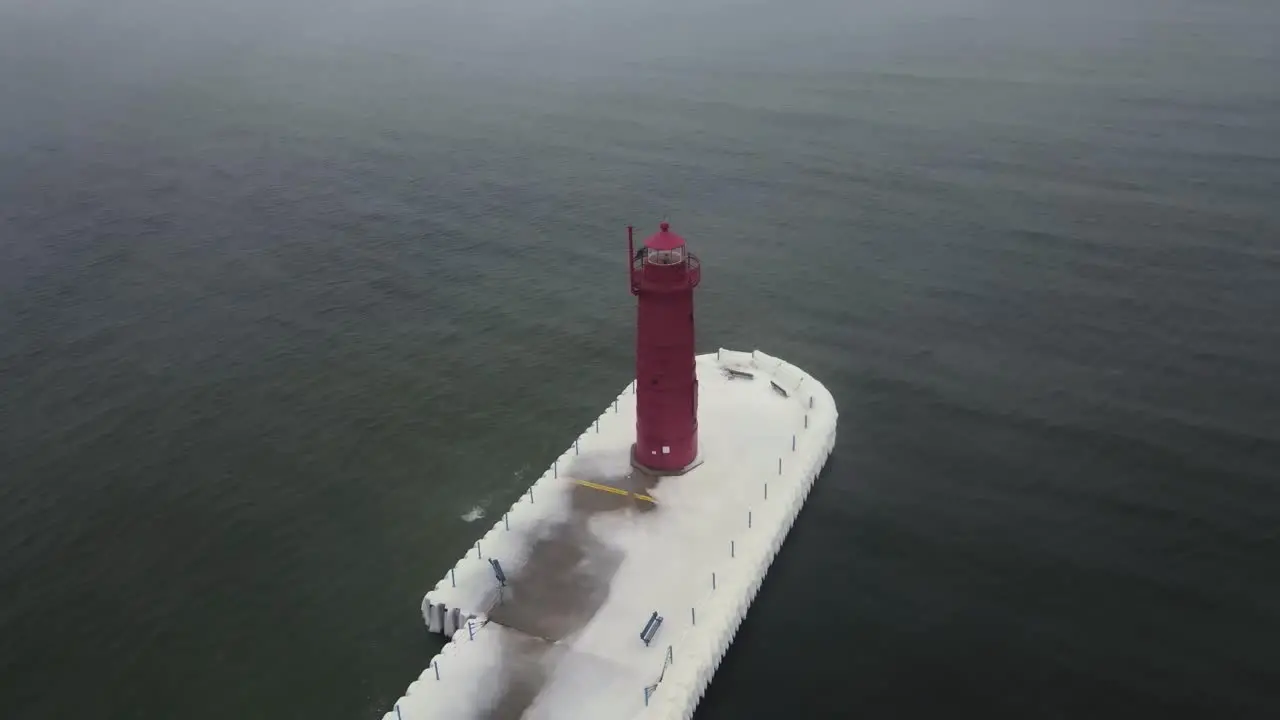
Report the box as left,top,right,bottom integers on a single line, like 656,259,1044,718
2,0,1278,717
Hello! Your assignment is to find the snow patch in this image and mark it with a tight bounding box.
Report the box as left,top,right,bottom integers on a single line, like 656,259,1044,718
390,349,838,720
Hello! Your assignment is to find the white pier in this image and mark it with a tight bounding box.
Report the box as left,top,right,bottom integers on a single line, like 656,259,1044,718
386,349,837,720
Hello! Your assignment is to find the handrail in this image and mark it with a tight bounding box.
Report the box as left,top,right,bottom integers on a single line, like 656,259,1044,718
643,644,676,706
631,253,701,293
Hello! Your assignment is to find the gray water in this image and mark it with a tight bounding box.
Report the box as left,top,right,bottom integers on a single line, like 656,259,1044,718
2,0,1279,717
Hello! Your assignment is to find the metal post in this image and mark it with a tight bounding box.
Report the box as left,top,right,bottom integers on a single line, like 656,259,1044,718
554,461,558,479
792,435,796,451
691,607,696,625
765,482,768,500
749,511,752,528
779,457,782,474
810,396,814,409
595,419,599,432
396,703,402,720
805,414,809,429
731,540,735,558
575,439,579,455
505,513,509,530
712,572,716,590
434,661,440,680
468,619,474,640
451,568,456,587
476,541,481,559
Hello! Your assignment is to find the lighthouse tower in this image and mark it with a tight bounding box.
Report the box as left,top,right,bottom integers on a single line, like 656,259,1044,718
629,222,702,474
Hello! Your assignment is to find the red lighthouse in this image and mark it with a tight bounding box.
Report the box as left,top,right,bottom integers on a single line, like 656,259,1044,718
629,222,702,474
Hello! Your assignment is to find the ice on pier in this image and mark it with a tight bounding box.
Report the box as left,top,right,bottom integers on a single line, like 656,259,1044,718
387,349,837,720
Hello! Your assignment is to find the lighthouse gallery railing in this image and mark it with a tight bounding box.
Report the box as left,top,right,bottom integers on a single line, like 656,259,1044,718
630,253,701,294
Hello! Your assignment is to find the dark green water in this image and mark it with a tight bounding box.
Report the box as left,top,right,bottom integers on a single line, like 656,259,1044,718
2,0,1278,717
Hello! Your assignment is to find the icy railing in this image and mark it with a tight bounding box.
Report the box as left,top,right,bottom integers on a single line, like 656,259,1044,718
630,253,701,292
638,353,838,719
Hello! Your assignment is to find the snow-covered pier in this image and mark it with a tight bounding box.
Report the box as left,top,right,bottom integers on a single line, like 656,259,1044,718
384,349,837,719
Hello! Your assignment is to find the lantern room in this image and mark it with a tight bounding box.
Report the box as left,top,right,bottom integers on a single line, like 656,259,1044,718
630,222,701,295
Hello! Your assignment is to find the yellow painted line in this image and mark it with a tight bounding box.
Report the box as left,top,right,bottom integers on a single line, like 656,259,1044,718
571,478,656,504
